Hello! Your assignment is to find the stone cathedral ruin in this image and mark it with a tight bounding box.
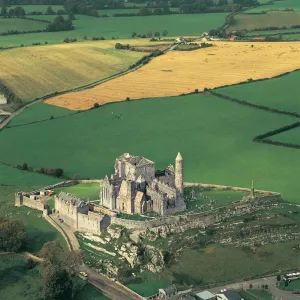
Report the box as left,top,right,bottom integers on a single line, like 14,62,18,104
100,152,186,216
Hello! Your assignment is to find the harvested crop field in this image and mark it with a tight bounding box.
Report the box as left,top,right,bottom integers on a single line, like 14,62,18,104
227,11,300,32
46,41,300,110
0,39,167,102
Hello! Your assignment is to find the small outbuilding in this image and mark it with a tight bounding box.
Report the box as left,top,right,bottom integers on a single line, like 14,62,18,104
158,285,177,299
195,290,217,300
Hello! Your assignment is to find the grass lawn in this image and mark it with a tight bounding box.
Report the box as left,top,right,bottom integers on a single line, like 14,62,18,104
239,290,272,300
0,254,44,300
2,93,300,203
215,70,300,115
0,40,151,103
0,18,47,33
0,13,227,48
73,284,110,300
269,126,300,144
249,289,272,299
184,188,246,213
55,183,100,201
0,185,67,253
227,11,300,32
279,279,300,290
247,0,300,13
127,278,170,297
8,103,74,127
168,241,300,286
0,163,60,186
0,254,108,300
9,5,64,13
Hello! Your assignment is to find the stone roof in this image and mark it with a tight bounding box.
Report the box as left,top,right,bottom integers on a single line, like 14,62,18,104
58,192,87,207
119,153,154,166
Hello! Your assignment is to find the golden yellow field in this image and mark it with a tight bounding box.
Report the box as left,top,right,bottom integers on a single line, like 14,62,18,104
46,41,300,111
0,39,169,102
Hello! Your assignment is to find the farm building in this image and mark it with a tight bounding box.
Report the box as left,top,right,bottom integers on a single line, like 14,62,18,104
195,291,217,300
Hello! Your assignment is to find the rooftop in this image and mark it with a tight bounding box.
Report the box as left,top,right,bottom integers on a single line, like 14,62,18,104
58,192,88,207
196,290,216,300
119,153,154,167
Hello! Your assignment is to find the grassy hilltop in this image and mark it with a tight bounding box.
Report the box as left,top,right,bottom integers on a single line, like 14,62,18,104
1,92,300,203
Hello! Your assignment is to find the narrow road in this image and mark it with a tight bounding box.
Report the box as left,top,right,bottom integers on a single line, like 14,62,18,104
196,276,299,300
47,214,141,300
0,43,177,131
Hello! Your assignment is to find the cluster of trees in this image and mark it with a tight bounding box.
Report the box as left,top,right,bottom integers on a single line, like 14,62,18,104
0,6,26,17
39,242,85,300
145,0,259,14
17,162,64,177
0,217,27,252
132,29,168,38
1,0,64,4
46,15,74,31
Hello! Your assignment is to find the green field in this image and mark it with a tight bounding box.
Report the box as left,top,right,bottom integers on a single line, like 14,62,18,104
0,163,59,186
2,93,300,203
0,254,43,300
0,13,227,48
169,241,300,286
239,290,272,300
247,0,300,13
9,5,64,13
55,183,100,201
73,284,110,300
184,189,246,213
127,278,170,297
8,103,74,127
0,185,66,253
216,70,300,114
0,18,47,33
269,126,300,144
0,254,108,300
227,11,300,32
245,28,300,36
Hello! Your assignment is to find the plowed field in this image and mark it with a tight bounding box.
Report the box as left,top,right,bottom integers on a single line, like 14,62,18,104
46,41,300,110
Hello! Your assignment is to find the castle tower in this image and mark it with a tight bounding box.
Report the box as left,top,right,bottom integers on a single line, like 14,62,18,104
175,152,183,194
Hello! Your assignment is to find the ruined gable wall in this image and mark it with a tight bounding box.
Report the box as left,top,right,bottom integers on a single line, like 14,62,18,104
135,164,155,182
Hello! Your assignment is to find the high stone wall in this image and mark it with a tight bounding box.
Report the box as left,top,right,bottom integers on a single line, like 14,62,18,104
22,196,45,211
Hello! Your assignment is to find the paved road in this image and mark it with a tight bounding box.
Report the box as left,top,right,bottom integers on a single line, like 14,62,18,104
198,276,299,300
47,214,141,300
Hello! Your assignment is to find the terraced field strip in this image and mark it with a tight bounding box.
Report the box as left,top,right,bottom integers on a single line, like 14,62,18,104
247,0,300,13
46,41,300,110
0,18,47,33
227,11,300,32
0,39,168,102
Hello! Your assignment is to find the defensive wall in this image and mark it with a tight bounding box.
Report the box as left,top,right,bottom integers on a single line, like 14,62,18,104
15,180,281,234
184,182,280,196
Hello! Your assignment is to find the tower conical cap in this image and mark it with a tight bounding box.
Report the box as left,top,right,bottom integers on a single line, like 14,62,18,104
176,152,183,160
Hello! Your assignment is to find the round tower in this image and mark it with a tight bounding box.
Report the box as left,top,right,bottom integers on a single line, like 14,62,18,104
175,152,183,194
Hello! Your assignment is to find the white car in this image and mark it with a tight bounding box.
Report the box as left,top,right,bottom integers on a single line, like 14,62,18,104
79,271,88,277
